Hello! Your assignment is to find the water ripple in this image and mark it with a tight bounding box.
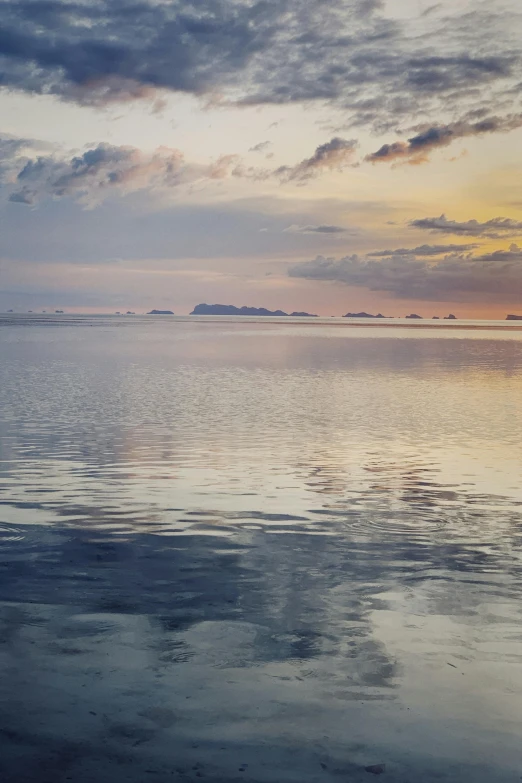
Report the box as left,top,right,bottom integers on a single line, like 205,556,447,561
1,317,522,783
0,522,25,545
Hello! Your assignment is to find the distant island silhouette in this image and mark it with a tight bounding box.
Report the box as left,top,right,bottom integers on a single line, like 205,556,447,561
190,304,317,317
343,312,389,318
147,309,174,315
405,313,423,319
506,314,522,320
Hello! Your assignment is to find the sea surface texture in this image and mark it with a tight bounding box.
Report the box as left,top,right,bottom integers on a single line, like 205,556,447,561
0,315,521,783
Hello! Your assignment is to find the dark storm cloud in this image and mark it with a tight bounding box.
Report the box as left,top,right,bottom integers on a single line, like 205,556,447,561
368,243,480,257
275,138,358,182
0,0,520,132
0,0,391,108
288,244,522,302
366,113,522,163
410,214,522,239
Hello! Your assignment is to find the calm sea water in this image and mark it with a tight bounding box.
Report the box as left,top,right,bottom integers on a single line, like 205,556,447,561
1,315,521,782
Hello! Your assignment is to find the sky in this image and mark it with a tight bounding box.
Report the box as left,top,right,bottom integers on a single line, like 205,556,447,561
1,0,522,317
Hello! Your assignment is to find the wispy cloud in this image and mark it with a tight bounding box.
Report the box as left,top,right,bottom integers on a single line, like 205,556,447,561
410,214,522,238
275,138,358,182
368,243,480,256
249,141,272,153
366,114,522,164
284,224,349,234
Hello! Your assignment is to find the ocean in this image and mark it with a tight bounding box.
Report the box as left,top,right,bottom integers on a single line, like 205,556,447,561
0,314,521,782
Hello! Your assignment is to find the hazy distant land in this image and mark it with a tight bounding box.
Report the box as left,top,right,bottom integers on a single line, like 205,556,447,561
2,308,522,322
190,303,318,317
343,311,388,318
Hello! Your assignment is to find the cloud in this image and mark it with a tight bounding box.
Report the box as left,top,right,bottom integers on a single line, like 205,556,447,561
0,134,56,178
366,113,522,164
0,133,367,206
243,138,359,184
288,244,522,302
356,0,385,15
0,137,242,206
284,224,349,234
249,141,272,153
0,0,519,135
368,243,480,256
421,4,442,17
410,214,522,238
275,138,358,182
0,135,33,161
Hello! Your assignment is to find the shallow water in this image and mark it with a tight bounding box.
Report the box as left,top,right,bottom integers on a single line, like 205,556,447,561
0,315,521,782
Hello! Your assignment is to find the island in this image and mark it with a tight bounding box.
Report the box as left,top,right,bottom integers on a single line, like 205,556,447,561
55,310,64,314
343,312,389,318
147,309,175,315
405,313,423,319
444,314,457,320
506,314,522,320
432,316,440,319
190,303,317,317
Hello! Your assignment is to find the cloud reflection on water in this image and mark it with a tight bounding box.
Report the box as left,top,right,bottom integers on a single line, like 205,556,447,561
0,318,521,781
